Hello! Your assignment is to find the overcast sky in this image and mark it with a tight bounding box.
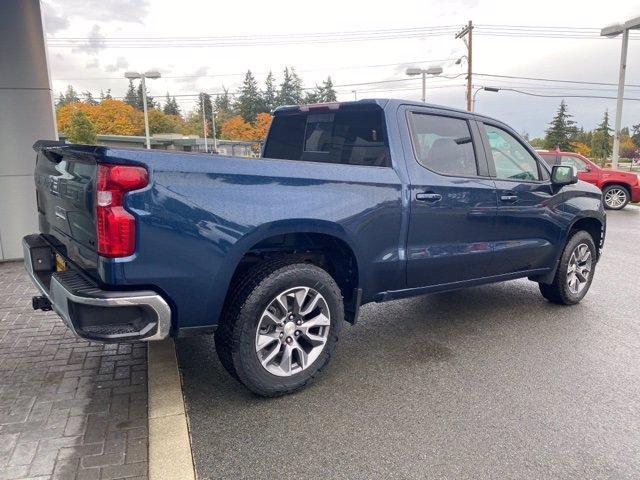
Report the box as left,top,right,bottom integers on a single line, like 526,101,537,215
43,0,640,138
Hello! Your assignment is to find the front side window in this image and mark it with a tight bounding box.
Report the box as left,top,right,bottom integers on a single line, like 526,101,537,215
409,113,478,177
560,155,588,171
484,124,540,181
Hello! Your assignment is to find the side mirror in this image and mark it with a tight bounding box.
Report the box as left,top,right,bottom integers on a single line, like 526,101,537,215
551,165,578,186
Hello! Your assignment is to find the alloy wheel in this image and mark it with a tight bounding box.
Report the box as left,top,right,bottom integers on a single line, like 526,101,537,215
255,286,330,377
566,243,592,295
604,188,627,209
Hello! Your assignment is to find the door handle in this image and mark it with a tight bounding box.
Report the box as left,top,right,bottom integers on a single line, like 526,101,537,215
500,194,518,203
416,192,442,202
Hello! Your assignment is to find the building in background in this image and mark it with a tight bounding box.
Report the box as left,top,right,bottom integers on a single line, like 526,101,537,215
0,1,57,260
59,133,262,157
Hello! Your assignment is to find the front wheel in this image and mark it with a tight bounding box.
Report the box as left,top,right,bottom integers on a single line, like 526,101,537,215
602,184,629,210
215,261,343,397
539,231,596,305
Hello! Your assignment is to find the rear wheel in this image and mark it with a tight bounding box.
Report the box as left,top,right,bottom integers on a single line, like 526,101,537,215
215,260,343,397
539,230,596,305
602,184,629,210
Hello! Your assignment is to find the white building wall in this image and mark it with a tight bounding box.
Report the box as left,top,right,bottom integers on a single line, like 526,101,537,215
0,0,57,260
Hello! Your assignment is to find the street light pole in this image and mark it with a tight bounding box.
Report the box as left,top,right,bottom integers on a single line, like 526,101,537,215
472,86,499,111
125,70,161,150
406,66,443,103
601,17,640,169
140,76,150,149
612,29,629,169
200,95,208,153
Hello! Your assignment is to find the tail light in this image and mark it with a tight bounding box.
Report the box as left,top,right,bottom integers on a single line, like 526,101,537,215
96,164,148,257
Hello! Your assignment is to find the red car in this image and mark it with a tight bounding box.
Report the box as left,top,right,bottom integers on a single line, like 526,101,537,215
537,150,640,210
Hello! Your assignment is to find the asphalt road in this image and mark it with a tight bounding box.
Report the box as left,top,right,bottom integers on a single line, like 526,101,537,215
176,208,640,480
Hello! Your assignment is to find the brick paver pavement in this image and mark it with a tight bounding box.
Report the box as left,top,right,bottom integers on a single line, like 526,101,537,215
0,261,148,479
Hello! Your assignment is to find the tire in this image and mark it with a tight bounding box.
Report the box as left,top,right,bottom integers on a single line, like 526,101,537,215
602,184,630,210
539,230,597,305
214,260,343,397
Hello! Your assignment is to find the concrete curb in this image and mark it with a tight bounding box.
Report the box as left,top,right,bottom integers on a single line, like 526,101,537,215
148,339,196,480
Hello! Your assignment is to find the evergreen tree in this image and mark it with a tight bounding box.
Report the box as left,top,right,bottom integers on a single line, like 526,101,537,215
66,110,97,144
124,80,138,108
214,88,233,113
56,85,80,107
277,67,303,105
544,100,577,150
591,110,613,159
136,82,155,110
320,76,337,102
236,70,262,122
262,71,277,112
632,123,640,147
304,76,338,104
83,91,98,105
163,93,180,116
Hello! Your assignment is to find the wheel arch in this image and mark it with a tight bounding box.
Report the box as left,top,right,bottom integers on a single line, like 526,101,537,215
531,214,604,285
220,220,363,324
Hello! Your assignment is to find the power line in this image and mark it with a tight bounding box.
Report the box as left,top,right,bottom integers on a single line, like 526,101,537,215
52,58,459,81
474,73,640,89
46,24,640,49
493,88,640,101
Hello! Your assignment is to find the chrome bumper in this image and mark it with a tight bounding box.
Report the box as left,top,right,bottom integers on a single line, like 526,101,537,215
23,235,171,342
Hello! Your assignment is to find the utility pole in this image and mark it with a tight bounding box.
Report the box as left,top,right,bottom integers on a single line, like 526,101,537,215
455,20,473,112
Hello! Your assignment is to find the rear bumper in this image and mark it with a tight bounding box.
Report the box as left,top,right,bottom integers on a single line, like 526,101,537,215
23,234,171,342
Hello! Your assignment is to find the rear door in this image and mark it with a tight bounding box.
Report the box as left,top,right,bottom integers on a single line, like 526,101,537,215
401,107,497,288
34,145,99,274
478,122,564,276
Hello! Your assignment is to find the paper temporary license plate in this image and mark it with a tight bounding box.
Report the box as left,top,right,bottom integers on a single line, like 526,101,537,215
55,253,67,272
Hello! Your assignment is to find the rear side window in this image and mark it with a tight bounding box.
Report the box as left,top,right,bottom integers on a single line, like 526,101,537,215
263,107,391,167
560,155,588,171
409,113,478,177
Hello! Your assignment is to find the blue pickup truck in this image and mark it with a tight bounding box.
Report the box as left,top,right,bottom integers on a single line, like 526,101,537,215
24,99,605,396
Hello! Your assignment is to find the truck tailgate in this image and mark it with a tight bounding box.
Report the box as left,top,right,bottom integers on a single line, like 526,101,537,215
33,141,99,276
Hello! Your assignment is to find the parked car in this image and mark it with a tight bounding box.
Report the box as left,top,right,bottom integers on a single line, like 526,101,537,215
24,99,605,396
537,149,640,210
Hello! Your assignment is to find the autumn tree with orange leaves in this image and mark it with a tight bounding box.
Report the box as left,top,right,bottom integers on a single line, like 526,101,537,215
220,113,272,142
57,100,145,136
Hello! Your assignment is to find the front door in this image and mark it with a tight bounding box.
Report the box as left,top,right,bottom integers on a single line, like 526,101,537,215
479,122,565,276
559,154,599,186
401,108,497,288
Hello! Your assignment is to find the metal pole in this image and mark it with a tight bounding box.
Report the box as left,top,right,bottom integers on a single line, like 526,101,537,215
211,109,217,153
201,95,208,153
466,21,473,111
612,29,629,169
421,72,426,102
141,76,150,149
472,87,482,112
352,90,357,100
